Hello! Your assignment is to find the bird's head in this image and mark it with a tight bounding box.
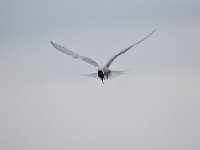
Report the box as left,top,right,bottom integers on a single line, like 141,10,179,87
98,70,104,84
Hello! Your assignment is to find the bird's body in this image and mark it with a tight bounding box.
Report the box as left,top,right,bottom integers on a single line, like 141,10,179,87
50,29,156,84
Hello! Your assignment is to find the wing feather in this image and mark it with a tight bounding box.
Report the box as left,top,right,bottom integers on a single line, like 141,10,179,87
81,73,98,79
105,29,156,68
104,70,130,79
50,41,99,67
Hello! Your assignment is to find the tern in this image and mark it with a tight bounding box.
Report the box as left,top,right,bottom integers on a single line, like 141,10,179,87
50,29,156,84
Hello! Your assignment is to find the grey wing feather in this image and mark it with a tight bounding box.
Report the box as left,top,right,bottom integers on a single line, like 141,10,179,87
105,70,130,79
50,41,99,67
105,29,156,68
81,73,98,79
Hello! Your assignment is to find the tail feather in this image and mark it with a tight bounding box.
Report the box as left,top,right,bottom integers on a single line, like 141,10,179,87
81,73,98,79
81,70,131,80
106,70,131,79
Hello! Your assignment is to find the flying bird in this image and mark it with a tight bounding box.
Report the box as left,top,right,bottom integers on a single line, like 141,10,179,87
50,29,156,84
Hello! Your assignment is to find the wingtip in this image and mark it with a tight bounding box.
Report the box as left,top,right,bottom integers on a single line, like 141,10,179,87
50,41,56,47
152,28,157,33
147,28,157,37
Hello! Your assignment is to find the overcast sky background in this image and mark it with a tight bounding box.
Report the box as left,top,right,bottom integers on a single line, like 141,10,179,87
0,0,200,150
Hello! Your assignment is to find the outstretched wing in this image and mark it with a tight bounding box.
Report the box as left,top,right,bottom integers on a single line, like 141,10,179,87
105,29,156,68
50,41,99,67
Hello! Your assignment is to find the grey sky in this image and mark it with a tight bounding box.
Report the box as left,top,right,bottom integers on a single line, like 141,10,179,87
0,0,200,150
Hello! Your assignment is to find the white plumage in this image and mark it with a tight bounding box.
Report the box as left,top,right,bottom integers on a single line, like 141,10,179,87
50,29,156,83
